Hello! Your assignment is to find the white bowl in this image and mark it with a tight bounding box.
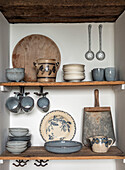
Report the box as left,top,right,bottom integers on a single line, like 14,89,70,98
63,64,85,72
7,141,27,147
64,74,85,80
64,72,85,76
6,146,27,155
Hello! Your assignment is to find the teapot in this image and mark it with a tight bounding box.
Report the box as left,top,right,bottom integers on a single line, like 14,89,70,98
89,135,113,153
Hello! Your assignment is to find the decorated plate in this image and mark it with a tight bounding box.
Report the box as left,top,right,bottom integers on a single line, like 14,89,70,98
40,110,76,141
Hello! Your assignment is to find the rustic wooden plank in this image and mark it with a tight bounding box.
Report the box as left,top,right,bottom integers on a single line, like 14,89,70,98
1,6,124,17
2,0,125,7
0,146,124,160
0,81,124,87
7,16,117,23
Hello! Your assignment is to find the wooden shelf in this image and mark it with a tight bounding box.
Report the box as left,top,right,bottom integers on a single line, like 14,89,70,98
0,146,125,160
0,0,125,23
0,81,124,87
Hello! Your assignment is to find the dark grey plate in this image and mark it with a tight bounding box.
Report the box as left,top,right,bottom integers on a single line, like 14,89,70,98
44,140,82,154
8,133,31,141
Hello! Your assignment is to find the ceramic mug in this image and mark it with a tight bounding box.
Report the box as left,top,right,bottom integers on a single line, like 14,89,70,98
91,68,104,81
89,136,113,153
37,96,50,112
20,96,34,112
105,67,116,81
5,96,20,113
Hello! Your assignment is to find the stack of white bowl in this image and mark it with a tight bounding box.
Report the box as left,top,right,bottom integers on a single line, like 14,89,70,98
6,128,29,155
63,64,85,82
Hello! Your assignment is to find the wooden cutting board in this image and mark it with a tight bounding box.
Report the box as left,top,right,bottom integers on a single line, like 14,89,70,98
82,89,115,146
12,34,61,82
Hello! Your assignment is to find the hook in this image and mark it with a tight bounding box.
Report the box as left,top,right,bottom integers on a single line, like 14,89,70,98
34,86,48,97
34,160,49,167
13,160,29,167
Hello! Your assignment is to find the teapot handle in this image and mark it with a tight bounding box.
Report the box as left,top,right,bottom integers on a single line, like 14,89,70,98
108,138,113,148
33,61,38,67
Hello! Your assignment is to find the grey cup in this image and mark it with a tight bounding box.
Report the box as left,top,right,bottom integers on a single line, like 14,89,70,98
20,96,34,112
5,97,20,113
37,97,50,112
6,68,25,82
105,67,116,81
92,68,104,81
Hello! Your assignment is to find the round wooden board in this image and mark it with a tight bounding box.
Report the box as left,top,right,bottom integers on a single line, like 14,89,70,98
12,34,61,82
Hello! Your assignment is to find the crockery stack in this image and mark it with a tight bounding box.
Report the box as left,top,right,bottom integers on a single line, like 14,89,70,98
6,128,31,155
63,64,85,82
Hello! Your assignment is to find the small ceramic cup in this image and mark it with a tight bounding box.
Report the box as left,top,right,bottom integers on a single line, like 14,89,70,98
91,68,104,81
20,96,34,112
5,96,20,113
105,67,116,81
37,96,50,112
89,135,113,153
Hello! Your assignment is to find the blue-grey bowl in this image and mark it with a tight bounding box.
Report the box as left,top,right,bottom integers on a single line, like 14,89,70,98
44,140,82,153
6,68,25,82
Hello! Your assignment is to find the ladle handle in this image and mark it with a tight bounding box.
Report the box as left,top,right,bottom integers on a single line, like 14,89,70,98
88,24,92,51
99,24,102,51
94,89,100,107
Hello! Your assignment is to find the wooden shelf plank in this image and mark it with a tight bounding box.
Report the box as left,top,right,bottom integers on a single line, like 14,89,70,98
0,146,125,160
0,81,124,87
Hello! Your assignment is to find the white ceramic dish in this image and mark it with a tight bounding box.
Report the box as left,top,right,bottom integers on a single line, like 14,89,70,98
64,74,85,81
6,141,27,147
63,64,85,72
6,146,27,155
40,110,76,141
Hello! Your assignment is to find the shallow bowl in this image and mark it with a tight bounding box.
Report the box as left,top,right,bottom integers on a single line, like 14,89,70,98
44,140,82,153
6,146,27,155
6,141,27,147
9,128,29,137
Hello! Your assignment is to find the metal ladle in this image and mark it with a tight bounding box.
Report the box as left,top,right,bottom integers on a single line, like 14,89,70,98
85,24,94,60
96,24,105,61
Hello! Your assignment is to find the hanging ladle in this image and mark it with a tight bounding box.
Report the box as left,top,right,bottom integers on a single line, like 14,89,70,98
96,24,105,61
85,24,94,60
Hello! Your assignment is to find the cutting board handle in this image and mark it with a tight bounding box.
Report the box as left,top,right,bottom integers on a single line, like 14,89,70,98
94,89,99,107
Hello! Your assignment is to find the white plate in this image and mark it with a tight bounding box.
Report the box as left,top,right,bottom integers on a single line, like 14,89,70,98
40,110,76,141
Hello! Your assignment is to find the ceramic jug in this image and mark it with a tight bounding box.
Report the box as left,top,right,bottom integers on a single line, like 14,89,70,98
89,136,113,153
33,59,59,82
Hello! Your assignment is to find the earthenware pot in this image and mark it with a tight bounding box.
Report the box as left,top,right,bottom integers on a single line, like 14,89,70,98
33,59,59,82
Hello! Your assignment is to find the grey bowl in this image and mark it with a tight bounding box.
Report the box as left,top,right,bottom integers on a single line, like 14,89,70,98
6,146,27,155
6,68,25,82
44,140,82,154
9,128,29,137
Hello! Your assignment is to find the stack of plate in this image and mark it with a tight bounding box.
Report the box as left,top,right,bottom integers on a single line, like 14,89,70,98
63,64,85,82
6,128,31,155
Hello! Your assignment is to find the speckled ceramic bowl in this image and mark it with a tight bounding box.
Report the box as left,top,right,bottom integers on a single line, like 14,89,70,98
6,68,25,82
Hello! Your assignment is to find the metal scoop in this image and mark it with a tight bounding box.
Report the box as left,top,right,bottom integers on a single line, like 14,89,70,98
96,24,105,61
85,24,94,60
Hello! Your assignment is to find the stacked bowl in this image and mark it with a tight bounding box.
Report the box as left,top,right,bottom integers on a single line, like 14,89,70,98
63,64,85,82
6,128,31,155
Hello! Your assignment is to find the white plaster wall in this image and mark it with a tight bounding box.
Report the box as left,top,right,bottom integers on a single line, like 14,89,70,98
9,23,116,170
115,11,125,170
0,12,10,170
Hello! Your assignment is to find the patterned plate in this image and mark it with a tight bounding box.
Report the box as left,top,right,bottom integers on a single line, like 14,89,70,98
40,110,76,141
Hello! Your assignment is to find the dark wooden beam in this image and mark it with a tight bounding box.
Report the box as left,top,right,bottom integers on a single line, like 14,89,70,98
1,0,125,7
